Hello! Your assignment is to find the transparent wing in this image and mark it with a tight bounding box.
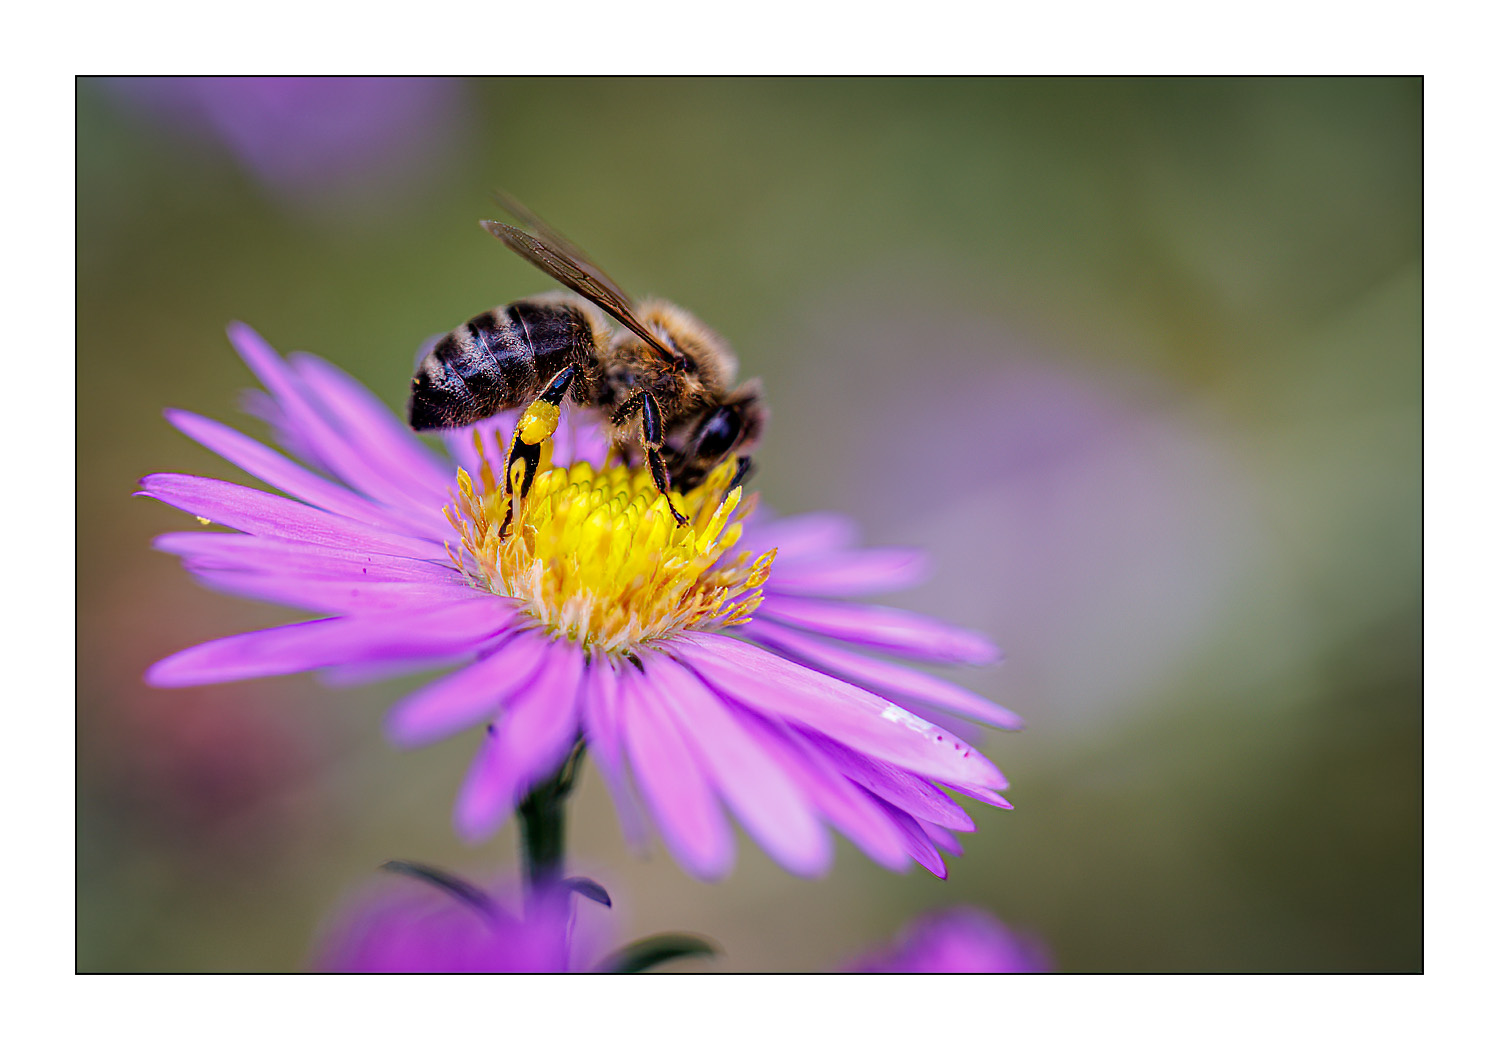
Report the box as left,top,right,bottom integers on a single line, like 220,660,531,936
489,189,635,307
482,196,679,367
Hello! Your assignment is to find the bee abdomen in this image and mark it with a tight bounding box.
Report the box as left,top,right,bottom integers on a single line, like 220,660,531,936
409,300,592,431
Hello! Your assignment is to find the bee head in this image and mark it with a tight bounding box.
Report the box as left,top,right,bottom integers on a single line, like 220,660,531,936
670,381,766,491
701,382,766,459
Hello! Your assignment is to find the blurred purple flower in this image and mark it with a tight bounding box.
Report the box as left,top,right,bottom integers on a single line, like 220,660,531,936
783,295,1267,733
143,325,1019,880
843,906,1052,973
104,77,466,206
99,684,322,857
311,867,588,973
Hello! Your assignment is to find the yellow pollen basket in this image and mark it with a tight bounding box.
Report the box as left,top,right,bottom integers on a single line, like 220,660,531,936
445,432,775,655
517,400,561,446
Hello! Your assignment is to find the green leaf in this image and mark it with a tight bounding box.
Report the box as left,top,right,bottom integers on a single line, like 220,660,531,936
561,876,612,908
596,933,718,974
380,860,494,918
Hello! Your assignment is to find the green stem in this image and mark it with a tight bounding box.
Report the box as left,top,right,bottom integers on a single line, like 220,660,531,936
517,737,587,897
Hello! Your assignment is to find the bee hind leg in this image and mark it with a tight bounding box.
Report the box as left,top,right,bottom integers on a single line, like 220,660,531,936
502,366,576,518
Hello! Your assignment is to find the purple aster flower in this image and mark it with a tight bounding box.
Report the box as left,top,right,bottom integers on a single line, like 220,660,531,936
311,864,593,973
103,77,467,208
312,862,711,974
843,906,1053,973
144,324,1020,880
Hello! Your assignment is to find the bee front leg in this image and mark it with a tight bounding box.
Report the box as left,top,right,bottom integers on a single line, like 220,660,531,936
613,391,690,527
728,455,755,491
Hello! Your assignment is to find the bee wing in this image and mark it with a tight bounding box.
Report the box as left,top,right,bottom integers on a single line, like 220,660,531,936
489,189,635,307
481,208,680,368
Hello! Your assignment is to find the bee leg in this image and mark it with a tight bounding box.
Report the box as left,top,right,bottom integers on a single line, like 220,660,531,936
609,391,646,429
644,399,691,527
644,448,691,526
728,455,755,491
501,366,576,514
613,391,690,527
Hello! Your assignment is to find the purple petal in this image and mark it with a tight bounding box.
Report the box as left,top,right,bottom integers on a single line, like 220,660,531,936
384,629,553,747
288,352,453,502
741,619,1023,730
764,547,931,597
453,642,585,841
646,654,832,879
672,633,1006,792
550,409,611,466
146,600,519,687
442,417,510,479
732,712,914,872
757,595,1001,666
183,566,473,614
945,782,1013,810
318,653,466,687
738,512,858,559
436,408,605,480
139,474,448,560
164,409,442,540
812,736,978,830
896,696,997,743
919,820,965,857
239,387,325,472
154,532,457,584
227,323,446,524
843,907,1053,973
874,797,947,879
618,667,735,880
578,658,652,850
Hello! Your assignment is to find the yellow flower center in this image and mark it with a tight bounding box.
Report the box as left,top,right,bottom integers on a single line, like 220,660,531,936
445,433,776,655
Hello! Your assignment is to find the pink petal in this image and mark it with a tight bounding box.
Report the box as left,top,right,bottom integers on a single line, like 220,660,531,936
318,653,466,687
441,418,510,480
239,387,325,473
227,322,446,526
896,696,998,745
757,595,1001,666
618,667,734,881
549,409,611,466
741,619,1023,730
155,532,456,584
453,642,585,840
648,654,831,879
733,712,914,872
146,600,518,687
918,820,965,857
739,512,858,558
384,628,553,747
672,633,1006,793
184,566,473,614
288,352,453,503
764,547,931,597
945,783,1013,810
164,409,441,540
874,797,947,879
578,657,652,851
814,736,978,830
139,473,447,560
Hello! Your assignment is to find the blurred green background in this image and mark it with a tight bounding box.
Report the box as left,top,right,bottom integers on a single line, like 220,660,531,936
76,77,1420,973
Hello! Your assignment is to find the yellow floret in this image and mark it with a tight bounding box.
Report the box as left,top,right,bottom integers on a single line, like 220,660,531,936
446,431,775,655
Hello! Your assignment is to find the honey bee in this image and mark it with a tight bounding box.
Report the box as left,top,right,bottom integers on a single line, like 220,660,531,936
408,193,765,528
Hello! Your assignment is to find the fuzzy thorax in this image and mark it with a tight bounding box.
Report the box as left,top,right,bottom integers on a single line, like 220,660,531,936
446,437,775,654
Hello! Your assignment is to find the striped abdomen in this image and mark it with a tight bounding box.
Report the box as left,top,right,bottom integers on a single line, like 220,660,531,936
408,298,595,430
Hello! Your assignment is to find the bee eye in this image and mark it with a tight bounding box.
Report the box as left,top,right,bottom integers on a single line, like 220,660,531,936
693,406,743,461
